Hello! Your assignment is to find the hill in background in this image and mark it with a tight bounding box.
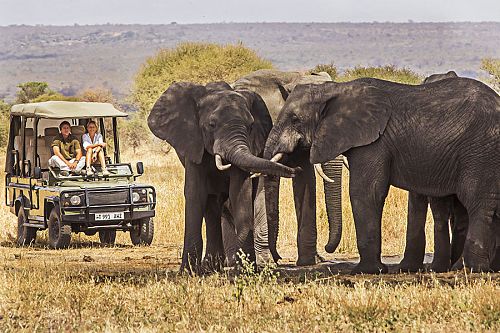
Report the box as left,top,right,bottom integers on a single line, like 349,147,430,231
0,22,499,103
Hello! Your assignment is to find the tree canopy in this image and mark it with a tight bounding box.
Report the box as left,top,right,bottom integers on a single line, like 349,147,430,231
131,42,273,117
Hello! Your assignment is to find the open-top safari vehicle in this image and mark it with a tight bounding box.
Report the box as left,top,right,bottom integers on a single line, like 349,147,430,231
5,101,156,248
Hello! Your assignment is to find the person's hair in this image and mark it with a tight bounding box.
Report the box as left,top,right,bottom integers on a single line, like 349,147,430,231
59,121,71,130
86,120,98,129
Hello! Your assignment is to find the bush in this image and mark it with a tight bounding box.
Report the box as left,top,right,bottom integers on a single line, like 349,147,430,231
337,65,423,84
0,100,10,147
119,115,152,154
31,93,81,102
15,82,54,103
79,88,116,103
131,42,274,117
481,58,500,93
308,63,337,80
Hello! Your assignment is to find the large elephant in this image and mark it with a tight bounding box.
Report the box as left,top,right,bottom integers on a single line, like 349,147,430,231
232,70,344,265
148,81,298,273
264,77,499,273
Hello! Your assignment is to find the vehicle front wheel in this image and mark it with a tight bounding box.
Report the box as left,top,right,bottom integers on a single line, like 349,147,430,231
16,207,37,246
99,230,116,245
130,217,154,246
48,207,71,249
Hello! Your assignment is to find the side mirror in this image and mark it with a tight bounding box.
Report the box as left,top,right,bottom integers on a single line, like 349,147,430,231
136,161,144,176
34,167,42,179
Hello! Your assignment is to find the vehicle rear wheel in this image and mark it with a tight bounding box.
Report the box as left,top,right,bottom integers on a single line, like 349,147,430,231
98,230,116,245
130,217,154,246
48,207,71,249
16,207,37,246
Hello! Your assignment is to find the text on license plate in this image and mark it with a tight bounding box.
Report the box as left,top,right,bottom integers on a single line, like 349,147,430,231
94,212,124,221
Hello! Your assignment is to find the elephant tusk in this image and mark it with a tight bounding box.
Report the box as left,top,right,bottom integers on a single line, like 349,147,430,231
249,153,284,178
314,163,335,183
215,154,232,171
342,155,350,170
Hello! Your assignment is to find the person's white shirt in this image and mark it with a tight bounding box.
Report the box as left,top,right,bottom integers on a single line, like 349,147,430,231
82,132,103,152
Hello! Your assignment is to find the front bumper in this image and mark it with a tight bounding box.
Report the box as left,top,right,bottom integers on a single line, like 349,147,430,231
60,186,156,230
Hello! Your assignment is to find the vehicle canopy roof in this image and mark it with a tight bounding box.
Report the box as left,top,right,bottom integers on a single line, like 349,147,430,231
10,101,127,119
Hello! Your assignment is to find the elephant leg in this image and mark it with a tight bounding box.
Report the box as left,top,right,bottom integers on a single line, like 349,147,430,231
253,177,274,267
323,156,344,254
459,206,496,272
180,161,208,274
348,149,390,274
399,192,428,272
221,201,238,267
292,153,317,266
450,197,468,267
228,168,254,266
202,194,224,272
491,217,500,271
429,196,453,272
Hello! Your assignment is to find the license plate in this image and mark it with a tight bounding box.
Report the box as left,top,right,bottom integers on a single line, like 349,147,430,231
94,212,124,221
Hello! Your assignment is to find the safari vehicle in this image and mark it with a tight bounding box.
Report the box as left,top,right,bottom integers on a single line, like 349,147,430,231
5,101,156,248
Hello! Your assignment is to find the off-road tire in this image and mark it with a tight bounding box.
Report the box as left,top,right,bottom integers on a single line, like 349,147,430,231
98,230,116,245
130,217,154,246
16,207,37,246
48,207,71,249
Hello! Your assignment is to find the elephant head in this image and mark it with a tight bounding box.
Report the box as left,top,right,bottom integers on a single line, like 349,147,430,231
264,81,392,252
148,81,298,178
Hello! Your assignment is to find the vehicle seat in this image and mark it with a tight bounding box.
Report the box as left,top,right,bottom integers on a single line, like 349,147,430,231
40,127,60,169
71,125,85,143
24,128,35,164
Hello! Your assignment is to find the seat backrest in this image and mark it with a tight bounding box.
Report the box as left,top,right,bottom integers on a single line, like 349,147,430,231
44,127,60,156
71,125,85,143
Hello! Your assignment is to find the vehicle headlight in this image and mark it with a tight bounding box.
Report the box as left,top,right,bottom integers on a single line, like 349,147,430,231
132,188,148,203
70,195,81,206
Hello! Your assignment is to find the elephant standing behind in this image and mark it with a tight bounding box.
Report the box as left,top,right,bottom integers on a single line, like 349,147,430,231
232,70,344,265
148,81,298,273
264,77,499,273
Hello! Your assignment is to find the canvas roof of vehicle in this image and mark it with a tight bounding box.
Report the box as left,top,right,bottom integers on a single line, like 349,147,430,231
10,101,127,119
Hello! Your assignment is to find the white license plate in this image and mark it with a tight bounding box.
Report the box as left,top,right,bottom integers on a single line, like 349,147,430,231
94,212,124,221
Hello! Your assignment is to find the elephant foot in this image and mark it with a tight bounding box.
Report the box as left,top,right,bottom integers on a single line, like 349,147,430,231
397,258,424,273
296,255,317,266
255,250,276,269
351,261,388,275
463,246,492,272
201,255,224,273
431,260,450,273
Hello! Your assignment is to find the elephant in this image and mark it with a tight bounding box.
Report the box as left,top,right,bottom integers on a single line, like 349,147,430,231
232,69,344,265
263,77,499,273
147,81,299,273
400,70,469,272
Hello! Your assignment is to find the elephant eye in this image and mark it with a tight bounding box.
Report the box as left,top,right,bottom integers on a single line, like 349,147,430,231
291,113,300,124
208,120,216,129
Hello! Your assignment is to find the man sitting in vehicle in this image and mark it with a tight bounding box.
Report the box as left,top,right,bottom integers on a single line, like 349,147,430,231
48,121,86,175
82,120,110,176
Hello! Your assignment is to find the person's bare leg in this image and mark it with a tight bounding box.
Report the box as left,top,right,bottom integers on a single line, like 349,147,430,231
86,148,94,175
98,150,110,176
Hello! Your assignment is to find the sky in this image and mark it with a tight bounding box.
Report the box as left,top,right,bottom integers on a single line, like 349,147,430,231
0,0,499,26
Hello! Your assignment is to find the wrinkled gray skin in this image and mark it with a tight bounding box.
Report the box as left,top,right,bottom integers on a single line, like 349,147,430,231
400,71,469,272
232,70,344,265
264,77,499,274
148,81,299,273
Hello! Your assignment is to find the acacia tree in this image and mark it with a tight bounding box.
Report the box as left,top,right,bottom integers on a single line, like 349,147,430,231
131,42,273,118
15,82,54,103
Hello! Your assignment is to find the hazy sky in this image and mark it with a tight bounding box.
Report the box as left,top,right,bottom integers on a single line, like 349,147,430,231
1,0,499,25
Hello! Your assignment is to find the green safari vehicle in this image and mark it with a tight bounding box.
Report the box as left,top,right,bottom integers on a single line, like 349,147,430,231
5,101,156,248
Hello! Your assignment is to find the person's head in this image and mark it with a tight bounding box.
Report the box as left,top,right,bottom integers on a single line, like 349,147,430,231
86,120,98,135
59,121,71,138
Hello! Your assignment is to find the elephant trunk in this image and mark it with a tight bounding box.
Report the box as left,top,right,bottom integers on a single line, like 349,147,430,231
264,175,281,262
220,128,296,178
322,156,344,253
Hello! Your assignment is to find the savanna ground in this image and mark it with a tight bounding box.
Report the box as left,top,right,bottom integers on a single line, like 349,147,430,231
0,150,499,332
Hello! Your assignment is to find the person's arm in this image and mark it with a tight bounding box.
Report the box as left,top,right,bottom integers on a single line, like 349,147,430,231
98,133,106,148
52,146,72,168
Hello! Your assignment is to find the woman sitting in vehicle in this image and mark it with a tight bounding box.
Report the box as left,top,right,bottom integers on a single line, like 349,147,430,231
82,120,110,176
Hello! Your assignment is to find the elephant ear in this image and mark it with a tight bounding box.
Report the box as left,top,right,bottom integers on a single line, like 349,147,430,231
149,82,206,164
237,90,273,156
310,82,392,164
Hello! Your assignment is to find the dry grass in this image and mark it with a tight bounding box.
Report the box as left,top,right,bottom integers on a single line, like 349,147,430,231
1,150,498,332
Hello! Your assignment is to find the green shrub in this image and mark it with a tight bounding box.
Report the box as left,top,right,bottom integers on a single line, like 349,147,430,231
0,100,10,147
15,82,54,103
308,63,337,80
481,58,500,93
131,42,274,117
119,115,152,154
338,65,423,84
31,93,81,102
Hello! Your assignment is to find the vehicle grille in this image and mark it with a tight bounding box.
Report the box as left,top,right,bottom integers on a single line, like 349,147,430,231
88,189,129,206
